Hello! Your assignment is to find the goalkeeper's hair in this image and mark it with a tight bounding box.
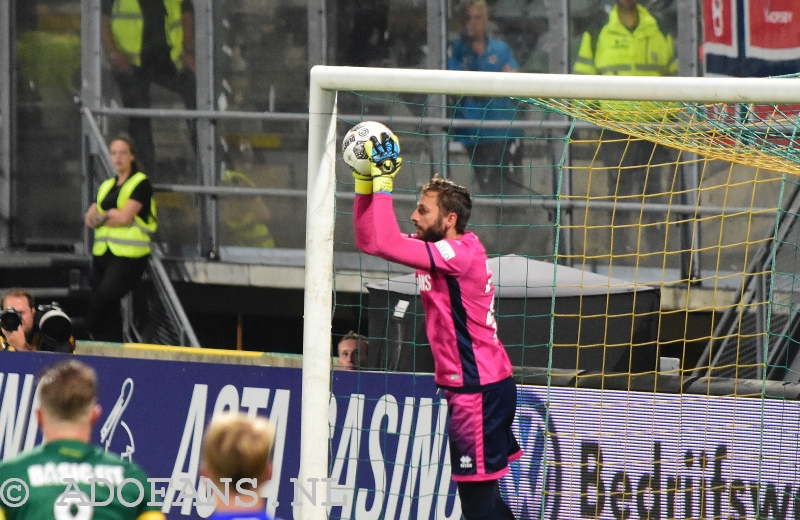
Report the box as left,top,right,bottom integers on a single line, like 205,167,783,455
420,175,472,234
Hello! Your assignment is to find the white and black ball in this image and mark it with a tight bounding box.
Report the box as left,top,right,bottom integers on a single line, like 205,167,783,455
341,121,399,176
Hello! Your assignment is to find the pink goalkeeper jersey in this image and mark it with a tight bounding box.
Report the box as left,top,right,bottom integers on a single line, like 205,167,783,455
355,192,513,389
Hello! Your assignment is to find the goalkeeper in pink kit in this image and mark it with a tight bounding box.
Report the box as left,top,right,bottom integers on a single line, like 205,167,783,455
351,131,521,520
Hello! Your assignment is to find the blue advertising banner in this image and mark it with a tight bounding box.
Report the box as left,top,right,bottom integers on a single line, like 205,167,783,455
0,353,460,520
3,352,800,520
0,352,302,520
328,371,459,520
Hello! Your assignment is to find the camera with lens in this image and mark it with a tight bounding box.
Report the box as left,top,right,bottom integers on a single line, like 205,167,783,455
36,302,74,353
0,308,22,332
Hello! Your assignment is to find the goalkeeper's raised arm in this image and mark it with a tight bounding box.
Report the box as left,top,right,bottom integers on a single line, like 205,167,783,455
353,132,465,272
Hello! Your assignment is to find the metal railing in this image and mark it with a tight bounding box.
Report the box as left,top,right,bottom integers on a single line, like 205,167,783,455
85,100,792,359
89,103,782,278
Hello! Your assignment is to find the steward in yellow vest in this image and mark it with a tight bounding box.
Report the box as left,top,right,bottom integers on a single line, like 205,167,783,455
107,0,186,69
101,0,197,178
93,172,158,258
574,1,677,77
84,136,158,342
573,1,677,123
572,1,677,232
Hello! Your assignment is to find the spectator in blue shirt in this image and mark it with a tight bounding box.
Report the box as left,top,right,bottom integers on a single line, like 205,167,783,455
447,0,523,195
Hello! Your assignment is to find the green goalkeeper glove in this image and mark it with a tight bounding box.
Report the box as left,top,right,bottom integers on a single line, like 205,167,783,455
365,132,402,193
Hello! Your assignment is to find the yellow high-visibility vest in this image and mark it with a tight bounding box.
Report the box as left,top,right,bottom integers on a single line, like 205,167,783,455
573,4,678,122
574,4,677,77
93,172,158,258
221,170,275,248
110,0,185,68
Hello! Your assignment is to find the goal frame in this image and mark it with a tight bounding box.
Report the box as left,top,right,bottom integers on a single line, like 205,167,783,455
301,65,800,520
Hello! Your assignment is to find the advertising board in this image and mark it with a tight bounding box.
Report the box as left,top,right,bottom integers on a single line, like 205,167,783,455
703,0,800,76
0,353,797,519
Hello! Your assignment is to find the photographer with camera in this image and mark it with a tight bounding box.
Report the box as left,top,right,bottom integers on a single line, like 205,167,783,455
1,288,75,353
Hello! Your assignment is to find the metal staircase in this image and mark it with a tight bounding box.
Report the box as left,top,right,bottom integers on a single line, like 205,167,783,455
693,180,800,381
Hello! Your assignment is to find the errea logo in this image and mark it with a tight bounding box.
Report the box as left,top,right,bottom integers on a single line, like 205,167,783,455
460,455,473,469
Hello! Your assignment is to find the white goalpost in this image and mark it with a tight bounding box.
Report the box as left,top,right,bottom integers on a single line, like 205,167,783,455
301,65,800,520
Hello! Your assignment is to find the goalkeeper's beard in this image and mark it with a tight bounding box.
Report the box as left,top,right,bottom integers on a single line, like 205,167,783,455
416,216,446,243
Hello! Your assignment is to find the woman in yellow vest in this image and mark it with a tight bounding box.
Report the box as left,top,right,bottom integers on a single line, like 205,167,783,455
84,134,157,342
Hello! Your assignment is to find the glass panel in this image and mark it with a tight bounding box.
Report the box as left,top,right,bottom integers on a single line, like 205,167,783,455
441,2,552,256
153,192,199,258
99,0,198,182
216,0,308,113
331,0,427,69
566,0,679,270
488,0,550,73
214,0,310,252
14,0,83,249
215,128,308,251
98,0,199,255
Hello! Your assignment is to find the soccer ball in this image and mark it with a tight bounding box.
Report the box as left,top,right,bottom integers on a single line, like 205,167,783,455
341,121,399,176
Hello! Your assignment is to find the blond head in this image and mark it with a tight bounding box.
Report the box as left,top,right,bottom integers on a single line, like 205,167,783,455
203,413,277,489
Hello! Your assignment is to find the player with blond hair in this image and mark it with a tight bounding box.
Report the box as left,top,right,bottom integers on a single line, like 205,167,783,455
202,413,277,520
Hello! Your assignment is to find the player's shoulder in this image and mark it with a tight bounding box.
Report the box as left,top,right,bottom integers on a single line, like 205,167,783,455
432,239,459,262
0,444,47,475
136,511,168,520
74,443,151,482
458,231,486,250
433,233,484,260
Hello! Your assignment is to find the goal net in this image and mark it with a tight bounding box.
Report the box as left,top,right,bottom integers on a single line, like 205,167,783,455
300,67,800,520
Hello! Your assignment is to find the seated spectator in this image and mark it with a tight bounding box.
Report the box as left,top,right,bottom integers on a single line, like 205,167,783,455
336,331,368,370
0,288,74,352
219,137,275,248
202,412,278,520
